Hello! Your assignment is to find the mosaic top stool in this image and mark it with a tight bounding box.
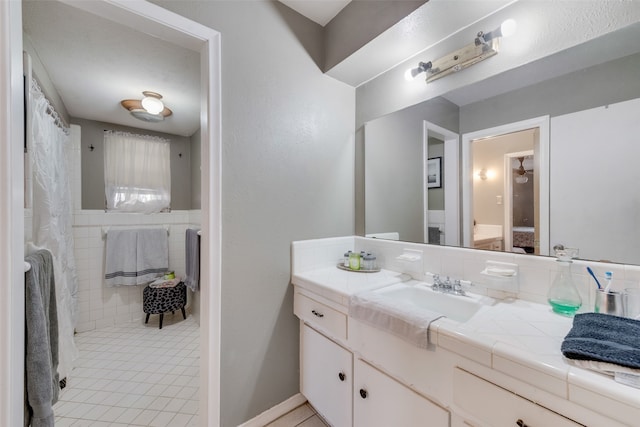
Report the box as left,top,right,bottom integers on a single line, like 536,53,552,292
143,282,187,329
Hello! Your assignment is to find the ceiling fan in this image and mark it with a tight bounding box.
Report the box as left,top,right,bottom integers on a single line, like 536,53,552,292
513,156,533,184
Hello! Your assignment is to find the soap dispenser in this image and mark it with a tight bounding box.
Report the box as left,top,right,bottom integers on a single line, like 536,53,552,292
547,247,581,316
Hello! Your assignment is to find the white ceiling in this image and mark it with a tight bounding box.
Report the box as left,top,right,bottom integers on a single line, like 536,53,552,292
278,0,352,26
22,0,201,137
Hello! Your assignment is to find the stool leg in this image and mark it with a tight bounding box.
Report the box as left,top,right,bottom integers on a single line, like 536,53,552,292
145,313,150,324
181,307,186,319
159,313,164,329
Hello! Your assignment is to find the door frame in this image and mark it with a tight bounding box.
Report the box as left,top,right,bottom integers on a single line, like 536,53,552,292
0,1,222,425
461,116,549,254
504,150,534,253
423,121,459,246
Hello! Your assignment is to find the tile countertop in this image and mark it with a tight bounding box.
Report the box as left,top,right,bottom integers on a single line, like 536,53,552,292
292,267,640,425
292,266,410,307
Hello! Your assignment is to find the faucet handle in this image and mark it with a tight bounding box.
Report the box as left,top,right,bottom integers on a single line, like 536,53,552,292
452,279,465,295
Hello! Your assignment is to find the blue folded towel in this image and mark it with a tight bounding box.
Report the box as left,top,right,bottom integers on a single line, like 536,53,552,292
561,313,640,369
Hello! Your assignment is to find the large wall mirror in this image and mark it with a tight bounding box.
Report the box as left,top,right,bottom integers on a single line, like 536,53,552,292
365,21,640,265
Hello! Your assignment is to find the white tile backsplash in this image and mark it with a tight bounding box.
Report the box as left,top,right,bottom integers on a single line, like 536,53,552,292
298,236,640,308
72,209,197,332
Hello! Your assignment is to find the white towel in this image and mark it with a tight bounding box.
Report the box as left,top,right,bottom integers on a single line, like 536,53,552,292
104,229,168,286
349,291,443,349
136,229,169,285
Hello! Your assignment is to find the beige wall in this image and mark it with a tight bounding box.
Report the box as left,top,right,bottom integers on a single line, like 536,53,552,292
472,128,535,225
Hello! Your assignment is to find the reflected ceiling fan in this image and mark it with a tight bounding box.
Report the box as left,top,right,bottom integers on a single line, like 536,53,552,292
513,156,533,184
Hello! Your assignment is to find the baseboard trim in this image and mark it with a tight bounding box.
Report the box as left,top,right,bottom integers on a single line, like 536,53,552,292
237,393,307,427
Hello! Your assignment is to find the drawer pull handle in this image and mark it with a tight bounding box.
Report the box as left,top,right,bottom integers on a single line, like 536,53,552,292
338,372,346,381
359,388,368,399
311,309,324,318
516,420,528,427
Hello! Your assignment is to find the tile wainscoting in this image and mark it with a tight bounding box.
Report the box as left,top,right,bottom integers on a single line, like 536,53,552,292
73,209,201,333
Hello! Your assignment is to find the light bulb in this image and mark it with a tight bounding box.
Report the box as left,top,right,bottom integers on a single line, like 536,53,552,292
404,68,418,81
403,62,431,82
141,95,164,115
500,19,517,38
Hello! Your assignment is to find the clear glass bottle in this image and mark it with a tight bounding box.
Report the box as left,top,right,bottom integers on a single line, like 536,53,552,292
547,248,582,316
343,251,352,267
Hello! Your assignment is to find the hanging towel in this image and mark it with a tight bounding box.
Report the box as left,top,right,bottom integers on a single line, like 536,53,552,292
349,291,443,349
104,230,137,286
105,229,168,286
24,250,59,427
561,312,640,369
184,228,200,292
136,228,169,284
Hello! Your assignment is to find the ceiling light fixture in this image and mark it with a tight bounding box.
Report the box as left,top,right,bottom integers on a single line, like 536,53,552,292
121,91,173,123
513,156,532,184
405,18,517,83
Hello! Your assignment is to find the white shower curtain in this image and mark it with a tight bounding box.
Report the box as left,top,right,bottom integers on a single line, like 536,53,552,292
28,78,79,381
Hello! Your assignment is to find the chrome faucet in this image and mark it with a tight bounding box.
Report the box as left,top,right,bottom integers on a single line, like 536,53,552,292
431,275,467,296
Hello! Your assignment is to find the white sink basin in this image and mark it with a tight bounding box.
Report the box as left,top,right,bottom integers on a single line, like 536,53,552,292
372,281,492,323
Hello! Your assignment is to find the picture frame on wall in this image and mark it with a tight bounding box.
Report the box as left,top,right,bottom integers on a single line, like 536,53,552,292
427,157,442,189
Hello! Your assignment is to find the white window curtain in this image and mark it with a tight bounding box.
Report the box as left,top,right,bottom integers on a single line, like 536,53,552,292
104,131,171,213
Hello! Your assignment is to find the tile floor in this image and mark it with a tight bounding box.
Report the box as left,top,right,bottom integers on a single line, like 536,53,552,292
53,313,199,426
265,403,329,427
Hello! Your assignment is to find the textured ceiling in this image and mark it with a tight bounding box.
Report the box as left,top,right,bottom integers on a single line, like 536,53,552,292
22,0,200,137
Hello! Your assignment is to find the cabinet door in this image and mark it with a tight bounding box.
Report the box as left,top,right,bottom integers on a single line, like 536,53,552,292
301,324,352,427
354,359,449,427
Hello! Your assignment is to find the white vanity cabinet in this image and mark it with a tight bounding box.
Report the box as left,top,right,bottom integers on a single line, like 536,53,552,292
453,368,582,427
300,324,352,426
354,358,449,427
296,287,451,427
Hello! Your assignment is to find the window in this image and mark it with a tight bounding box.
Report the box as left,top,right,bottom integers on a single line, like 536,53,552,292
104,130,170,213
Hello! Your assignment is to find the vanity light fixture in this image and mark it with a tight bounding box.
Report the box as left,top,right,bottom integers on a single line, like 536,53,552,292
478,168,489,180
405,18,517,83
120,91,173,123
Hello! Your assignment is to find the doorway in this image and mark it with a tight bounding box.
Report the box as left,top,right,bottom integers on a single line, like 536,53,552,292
0,1,221,425
423,121,459,246
461,116,550,255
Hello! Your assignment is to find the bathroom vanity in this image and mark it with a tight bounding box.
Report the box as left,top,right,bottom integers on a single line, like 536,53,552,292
292,237,640,427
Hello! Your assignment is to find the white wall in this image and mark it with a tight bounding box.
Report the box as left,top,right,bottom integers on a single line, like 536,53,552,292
152,2,355,425
550,97,640,264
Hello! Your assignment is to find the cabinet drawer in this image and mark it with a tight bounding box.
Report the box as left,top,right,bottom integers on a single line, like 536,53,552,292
295,292,347,341
453,368,582,427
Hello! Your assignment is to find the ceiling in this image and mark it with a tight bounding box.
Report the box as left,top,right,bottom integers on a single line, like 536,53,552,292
21,0,535,136
278,0,352,26
22,0,201,137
